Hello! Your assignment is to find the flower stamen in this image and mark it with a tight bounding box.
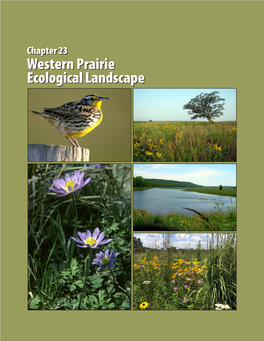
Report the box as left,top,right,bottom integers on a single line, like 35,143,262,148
85,237,97,246
101,256,110,265
64,180,76,192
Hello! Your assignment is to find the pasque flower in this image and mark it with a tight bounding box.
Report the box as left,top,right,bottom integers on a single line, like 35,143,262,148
70,227,113,249
48,170,91,197
92,249,118,270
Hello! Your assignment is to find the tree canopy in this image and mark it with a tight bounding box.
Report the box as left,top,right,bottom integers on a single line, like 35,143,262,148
133,176,202,188
183,91,225,123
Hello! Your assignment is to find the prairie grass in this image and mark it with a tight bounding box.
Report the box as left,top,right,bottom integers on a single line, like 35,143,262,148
133,121,236,162
133,233,237,310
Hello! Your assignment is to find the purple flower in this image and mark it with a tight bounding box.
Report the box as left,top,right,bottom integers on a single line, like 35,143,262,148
174,287,178,290
88,164,105,169
70,227,112,249
171,280,175,283
48,170,91,197
92,249,118,270
184,285,188,289
198,280,202,284
180,297,189,303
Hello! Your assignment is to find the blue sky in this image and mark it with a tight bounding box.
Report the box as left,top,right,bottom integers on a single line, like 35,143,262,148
134,233,235,249
134,164,236,186
134,88,236,121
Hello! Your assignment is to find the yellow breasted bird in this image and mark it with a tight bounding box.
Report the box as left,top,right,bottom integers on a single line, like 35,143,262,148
31,94,108,147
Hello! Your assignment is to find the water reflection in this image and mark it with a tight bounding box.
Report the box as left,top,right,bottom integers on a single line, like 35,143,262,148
133,188,236,216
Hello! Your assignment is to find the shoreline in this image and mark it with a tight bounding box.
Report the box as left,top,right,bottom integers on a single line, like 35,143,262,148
133,187,236,197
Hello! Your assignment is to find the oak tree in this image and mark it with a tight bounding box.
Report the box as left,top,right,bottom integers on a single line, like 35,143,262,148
183,91,225,123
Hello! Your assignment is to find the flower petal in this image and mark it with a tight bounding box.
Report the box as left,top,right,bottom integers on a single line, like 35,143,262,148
65,173,71,182
76,244,88,248
72,170,80,183
47,187,65,193
53,178,65,189
56,193,70,197
78,171,85,185
82,177,91,188
96,231,105,244
98,238,113,245
92,227,100,240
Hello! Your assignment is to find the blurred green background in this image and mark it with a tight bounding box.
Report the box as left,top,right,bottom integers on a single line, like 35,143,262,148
28,88,131,162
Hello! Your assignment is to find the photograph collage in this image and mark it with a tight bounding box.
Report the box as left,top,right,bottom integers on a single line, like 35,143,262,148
28,88,237,311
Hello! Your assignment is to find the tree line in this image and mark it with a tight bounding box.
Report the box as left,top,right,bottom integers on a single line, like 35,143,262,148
133,176,203,189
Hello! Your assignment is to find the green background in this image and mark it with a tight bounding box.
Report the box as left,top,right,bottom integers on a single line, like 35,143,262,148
1,0,263,340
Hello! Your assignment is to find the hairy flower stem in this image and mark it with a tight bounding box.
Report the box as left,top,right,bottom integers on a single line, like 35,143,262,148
78,247,92,310
69,194,78,265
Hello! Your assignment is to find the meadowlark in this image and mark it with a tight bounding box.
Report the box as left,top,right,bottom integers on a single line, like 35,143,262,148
31,94,108,147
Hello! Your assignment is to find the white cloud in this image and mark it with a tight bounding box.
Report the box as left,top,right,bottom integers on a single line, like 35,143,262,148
134,164,236,187
133,233,233,250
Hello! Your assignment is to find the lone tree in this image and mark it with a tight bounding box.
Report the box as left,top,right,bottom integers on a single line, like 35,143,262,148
183,91,225,123
219,184,223,190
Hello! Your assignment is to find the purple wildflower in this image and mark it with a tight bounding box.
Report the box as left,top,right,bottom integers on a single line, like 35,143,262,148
88,164,105,169
70,227,112,249
92,249,118,270
180,297,189,303
48,170,91,197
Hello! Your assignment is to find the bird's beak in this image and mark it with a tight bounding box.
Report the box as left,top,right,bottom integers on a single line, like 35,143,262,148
93,97,109,110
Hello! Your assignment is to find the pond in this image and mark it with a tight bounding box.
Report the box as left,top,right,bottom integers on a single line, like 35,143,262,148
133,188,236,216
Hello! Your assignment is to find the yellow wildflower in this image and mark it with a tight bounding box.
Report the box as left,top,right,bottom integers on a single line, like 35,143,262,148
139,302,149,310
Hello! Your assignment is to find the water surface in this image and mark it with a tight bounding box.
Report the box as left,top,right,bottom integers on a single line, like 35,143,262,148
133,188,236,216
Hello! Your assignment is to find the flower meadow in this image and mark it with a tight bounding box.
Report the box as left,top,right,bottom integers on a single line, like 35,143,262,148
133,121,236,162
28,164,131,310
133,234,237,310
